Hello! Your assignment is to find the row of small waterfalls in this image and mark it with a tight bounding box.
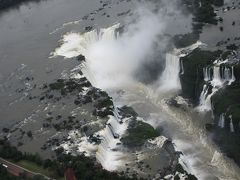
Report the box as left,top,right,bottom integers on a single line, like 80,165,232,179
197,59,237,135
198,62,236,112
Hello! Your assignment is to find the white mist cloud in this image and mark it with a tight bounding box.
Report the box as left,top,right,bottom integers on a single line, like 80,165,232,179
51,0,190,90
84,7,166,89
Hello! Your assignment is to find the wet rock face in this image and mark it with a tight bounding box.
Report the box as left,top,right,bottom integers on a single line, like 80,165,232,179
180,47,240,167
234,63,240,81
207,104,240,166
211,82,240,132
180,49,222,102
212,83,240,117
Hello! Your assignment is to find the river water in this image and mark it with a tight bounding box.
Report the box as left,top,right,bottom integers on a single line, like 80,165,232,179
0,0,131,129
0,0,240,179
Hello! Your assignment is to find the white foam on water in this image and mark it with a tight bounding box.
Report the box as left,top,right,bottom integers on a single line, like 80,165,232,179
96,115,128,171
198,85,210,111
50,29,99,59
60,130,98,156
148,136,168,148
210,151,239,180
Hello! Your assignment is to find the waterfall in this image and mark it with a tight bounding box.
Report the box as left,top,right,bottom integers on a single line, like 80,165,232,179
229,66,236,85
158,41,205,92
180,59,184,75
229,115,234,133
203,66,212,82
218,114,225,128
159,53,180,91
198,62,236,112
198,85,211,111
51,24,120,59
223,67,231,80
212,66,223,87
221,66,236,85
51,24,132,171
96,115,128,171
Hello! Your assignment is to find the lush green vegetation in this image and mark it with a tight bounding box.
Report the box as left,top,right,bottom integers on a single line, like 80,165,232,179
48,78,90,96
193,0,218,24
47,77,114,119
173,32,199,48
121,120,160,147
17,160,51,177
118,106,138,118
40,77,115,131
0,139,136,180
182,0,224,33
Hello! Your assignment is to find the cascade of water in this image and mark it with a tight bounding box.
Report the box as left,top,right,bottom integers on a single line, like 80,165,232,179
99,25,119,41
229,115,234,133
96,115,127,171
198,86,217,112
198,63,236,112
212,66,223,87
113,105,122,120
159,53,180,91
218,114,225,128
158,42,204,92
203,67,212,82
198,85,209,108
223,66,231,80
229,66,236,85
